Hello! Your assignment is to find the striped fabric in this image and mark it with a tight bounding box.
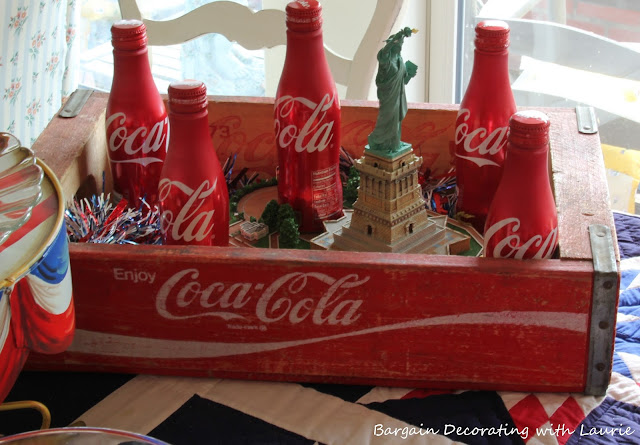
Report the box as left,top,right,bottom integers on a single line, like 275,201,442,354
0,168,74,403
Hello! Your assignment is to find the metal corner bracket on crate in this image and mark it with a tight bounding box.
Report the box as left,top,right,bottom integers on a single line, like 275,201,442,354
59,89,94,118
586,224,618,396
575,105,598,134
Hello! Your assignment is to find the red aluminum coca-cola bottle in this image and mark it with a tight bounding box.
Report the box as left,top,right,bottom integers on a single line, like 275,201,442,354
275,0,343,233
158,80,229,246
483,110,558,259
106,20,168,208
455,20,516,233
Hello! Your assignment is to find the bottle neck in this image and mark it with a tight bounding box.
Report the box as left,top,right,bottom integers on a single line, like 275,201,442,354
169,110,210,147
279,27,335,99
468,48,511,91
112,47,154,86
502,143,550,183
284,28,326,65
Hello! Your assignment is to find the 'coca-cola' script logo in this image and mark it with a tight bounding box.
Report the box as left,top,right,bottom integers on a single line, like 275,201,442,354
156,270,368,326
158,178,217,243
484,217,557,259
455,108,508,168
106,112,168,166
275,94,336,154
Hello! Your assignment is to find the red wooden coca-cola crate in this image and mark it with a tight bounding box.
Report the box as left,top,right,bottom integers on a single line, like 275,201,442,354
27,91,619,395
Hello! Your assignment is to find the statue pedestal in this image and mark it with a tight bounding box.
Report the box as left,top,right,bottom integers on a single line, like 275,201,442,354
332,145,446,254
364,141,412,160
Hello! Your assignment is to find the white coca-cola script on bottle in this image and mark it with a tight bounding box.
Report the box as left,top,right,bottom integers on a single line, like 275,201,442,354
158,178,217,243
156,270,368,326
483,217,558,259
274,93,336,154
455,108,508,168
106,112,168,166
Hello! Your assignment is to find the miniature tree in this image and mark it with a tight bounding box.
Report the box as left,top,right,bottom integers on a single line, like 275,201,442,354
343,166,360,208
277,203,296,230
261,199,280,232
279,217,300,248
250,216,257,222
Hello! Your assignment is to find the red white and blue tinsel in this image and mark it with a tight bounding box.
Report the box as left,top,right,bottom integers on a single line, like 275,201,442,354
65,194,161,245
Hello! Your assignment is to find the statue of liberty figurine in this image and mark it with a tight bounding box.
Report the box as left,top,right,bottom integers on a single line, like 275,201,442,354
367,27,418,157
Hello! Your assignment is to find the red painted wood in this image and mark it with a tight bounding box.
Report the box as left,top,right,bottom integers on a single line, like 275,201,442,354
26,92,620,393
32,92,110,200
27,243,593,391
546,108,618,260
203,95,459,183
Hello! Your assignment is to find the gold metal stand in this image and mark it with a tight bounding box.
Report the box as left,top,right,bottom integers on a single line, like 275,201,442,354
0,400,51,430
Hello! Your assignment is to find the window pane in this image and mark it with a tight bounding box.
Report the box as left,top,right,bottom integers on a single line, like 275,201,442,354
459,0,640,213
78,0,265,95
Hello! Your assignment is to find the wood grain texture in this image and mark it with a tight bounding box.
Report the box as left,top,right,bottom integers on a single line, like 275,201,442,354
28,243,594,392
206,96,458,183
31,91,109,200
42,93,458,199
546,108,618,260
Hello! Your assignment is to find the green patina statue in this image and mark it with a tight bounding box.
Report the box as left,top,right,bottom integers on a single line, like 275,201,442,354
367,27,418,157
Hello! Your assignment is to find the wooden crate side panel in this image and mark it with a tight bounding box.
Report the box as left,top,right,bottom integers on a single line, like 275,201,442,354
21,362,577,394
32,92,110,200
206,97,458,181
27,243,593,392
547,108,618,261
33,93,458,199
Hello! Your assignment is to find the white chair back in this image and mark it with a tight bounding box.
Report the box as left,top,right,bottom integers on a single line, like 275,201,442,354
117,0,408,100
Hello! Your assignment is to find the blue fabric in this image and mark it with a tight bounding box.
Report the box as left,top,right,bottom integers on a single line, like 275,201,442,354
365,391,525,445
28,224,69,284
301,382,375,403
614,212,640,260
567,398,640,445
149,395,318,445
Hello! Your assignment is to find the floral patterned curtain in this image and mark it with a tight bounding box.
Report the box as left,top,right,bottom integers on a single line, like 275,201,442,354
1,0,79,147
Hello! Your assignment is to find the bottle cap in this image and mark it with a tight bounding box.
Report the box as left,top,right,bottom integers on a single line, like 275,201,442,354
475,20,510,52
168,80,208,114
508,110,550,149
286,0,323,32
111,20,148,51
